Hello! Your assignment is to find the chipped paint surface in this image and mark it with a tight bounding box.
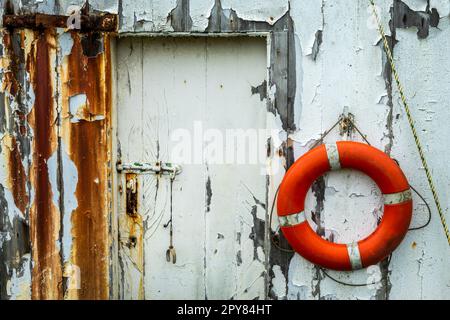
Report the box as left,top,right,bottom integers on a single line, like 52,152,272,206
116,36,268,300
388,1,450,298
27,29,62,300
0,0,449,300
0,9,113,298
59,31,111,299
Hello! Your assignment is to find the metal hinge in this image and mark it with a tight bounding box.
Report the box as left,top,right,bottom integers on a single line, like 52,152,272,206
116,161,182,177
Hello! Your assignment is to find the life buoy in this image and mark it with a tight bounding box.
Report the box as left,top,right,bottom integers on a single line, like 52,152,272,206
277,141,412,271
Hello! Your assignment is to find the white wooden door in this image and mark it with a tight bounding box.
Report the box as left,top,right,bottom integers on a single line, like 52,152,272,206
116,37,268,299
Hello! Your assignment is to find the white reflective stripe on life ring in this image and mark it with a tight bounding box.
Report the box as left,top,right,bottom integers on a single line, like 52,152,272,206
383,189,412,205
279,211,306,227
325,143,341,170
347,242,363,270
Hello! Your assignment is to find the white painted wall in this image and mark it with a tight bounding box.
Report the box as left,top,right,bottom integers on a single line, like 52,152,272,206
288,0,449,300
388,2,450,299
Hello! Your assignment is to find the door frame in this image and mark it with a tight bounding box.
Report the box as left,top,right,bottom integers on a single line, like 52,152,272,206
110,30,292,300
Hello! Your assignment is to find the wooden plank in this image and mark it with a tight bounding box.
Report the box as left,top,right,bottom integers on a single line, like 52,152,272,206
140,37,207,299
204,37,267,299
117,37,145,299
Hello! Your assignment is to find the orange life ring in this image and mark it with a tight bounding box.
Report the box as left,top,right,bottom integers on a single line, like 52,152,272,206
277,141,412,271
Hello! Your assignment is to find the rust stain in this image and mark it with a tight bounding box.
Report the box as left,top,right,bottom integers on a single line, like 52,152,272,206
4,135,29,214
120,174,144,299
27,29,62,300
60,31,111,300
125,207,144,299
2,31,20,96
69,95,105,122
2,23,112,300
1,30,30,216
3,13,118,32
125,173,138,217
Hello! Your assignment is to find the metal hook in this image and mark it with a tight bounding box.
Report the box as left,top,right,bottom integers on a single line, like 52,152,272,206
338,111,355,136
163,218,172,228
166,246,176,264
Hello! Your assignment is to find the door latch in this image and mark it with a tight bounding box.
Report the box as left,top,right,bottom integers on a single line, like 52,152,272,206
117,161,182,177
125,173,138,217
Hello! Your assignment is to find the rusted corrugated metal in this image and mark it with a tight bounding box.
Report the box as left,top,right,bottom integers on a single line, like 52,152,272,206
28,28,62,300
3,13,118,32
59,31,112,300
0,11,115,299
1,28,34,300
2,31,30,226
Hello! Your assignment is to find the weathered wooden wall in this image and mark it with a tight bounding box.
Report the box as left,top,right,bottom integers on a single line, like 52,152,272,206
0,0,448,300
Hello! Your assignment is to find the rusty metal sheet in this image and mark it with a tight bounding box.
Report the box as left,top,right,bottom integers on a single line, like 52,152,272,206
3,13,118,33
0,28,34,300
59,31,112,300
0,26,113,300
27,29,62,300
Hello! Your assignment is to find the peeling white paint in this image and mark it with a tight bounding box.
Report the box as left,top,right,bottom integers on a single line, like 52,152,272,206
190,0,215,31
120,0,177,32
58,30,74,57
90,0,119,14
221,0,289,25
68,93,87,123
271,265,286,299
68,93,104,122
401,0,428,12
430,0,450,17
7,254,31,300
0,230,11,252
48,143,78,263
388,17,450,300
287,0,400,300
0,137,25,221
287,254,315,300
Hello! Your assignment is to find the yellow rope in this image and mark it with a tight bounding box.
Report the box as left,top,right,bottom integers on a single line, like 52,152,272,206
370,0,450,245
